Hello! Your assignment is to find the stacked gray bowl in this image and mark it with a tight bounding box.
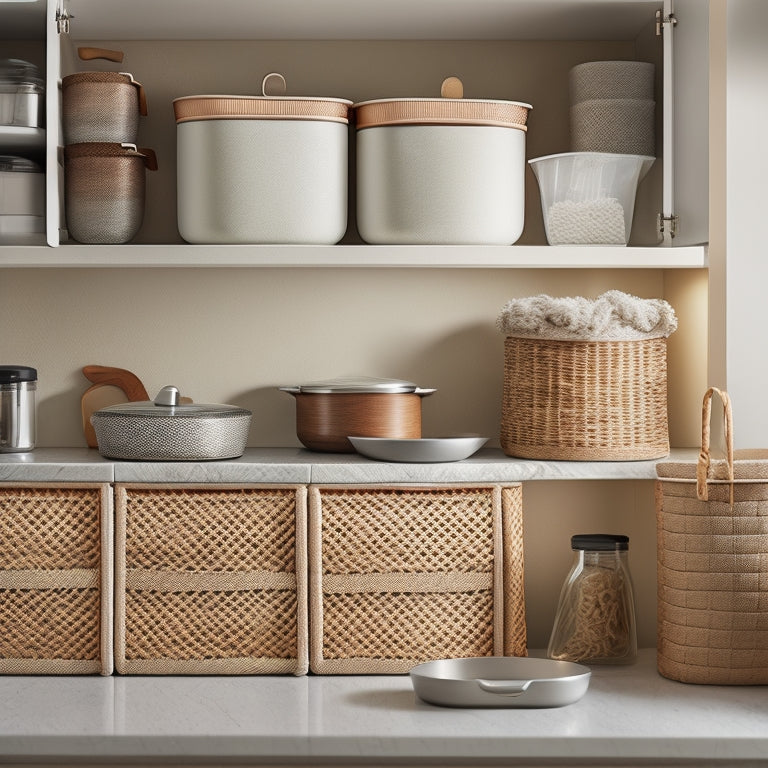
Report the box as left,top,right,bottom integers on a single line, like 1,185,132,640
569,61,655,155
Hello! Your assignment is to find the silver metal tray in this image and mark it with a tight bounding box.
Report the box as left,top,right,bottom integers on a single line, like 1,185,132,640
349,436,487,463
410,656,591,708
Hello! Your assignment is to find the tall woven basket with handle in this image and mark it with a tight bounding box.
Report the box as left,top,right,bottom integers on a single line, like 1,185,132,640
656,387,768,684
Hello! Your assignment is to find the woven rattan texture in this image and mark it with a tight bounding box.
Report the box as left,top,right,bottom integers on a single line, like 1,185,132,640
657,480,768,684
309,485,525,674
62,78,140,143
501,336,669,460
116,486,307,675
502,486,527,656
355,99,530,130
173,96,350,124
0,486,105,673
570,98,655,156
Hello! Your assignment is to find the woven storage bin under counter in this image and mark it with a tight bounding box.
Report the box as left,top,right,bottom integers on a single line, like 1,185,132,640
0,483,113,675
497,291,677,461
308,484,526,674
656,388,768,684
115,484,307,675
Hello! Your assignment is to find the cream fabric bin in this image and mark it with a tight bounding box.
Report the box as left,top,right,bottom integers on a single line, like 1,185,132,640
354,78,531,245
174,75,351,245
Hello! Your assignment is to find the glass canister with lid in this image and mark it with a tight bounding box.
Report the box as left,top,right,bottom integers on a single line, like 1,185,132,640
547,533,637,665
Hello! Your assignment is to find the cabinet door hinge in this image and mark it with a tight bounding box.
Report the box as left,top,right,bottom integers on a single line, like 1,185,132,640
656,8,677,36
56,0,73,34
658,213,679,239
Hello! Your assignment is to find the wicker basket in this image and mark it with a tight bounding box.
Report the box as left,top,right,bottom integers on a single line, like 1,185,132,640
115,484,308,675
0,483,113,675
656,388,768,684
308,484,526,674
501,335,670,460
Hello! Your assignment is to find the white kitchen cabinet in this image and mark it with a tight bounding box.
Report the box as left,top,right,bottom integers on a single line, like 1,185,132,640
0,0,708,266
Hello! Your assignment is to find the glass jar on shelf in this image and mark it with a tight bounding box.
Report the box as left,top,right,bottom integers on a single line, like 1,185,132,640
547,533,637,665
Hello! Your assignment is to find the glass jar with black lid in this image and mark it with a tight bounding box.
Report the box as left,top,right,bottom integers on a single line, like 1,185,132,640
547,533,637,665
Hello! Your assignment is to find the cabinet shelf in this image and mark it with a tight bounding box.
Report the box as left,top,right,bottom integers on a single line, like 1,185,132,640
0,243,708,269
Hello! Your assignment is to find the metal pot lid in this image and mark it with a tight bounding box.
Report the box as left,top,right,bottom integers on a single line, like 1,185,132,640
282,376,420,394
354,77,531,130
92,386,251,418
173,72,351,125
0,58,44,90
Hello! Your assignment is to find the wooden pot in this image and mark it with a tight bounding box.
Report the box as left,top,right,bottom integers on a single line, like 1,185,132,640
284,387,433,453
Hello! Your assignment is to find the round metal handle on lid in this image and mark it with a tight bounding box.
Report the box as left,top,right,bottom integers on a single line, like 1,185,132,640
262,72,287,97
475,678,533,697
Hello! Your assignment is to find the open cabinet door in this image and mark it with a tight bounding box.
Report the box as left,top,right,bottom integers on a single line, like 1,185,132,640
44,0,61,246
662,0,709,246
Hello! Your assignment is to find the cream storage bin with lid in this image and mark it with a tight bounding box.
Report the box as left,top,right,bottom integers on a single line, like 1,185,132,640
354,77,531,245
173,73,351,244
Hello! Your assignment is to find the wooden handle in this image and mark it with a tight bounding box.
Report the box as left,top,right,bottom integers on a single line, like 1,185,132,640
78,46,125,63
697,386,734,502
440,76,464,99
82,365,150,402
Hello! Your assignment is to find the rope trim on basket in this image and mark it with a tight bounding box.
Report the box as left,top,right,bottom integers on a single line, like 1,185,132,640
697,387,734,505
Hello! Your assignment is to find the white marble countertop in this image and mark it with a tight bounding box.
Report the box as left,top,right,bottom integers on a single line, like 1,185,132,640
0,446,699,484
0,651,765,766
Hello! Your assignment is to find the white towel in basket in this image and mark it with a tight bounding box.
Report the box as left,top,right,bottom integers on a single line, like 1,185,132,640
496,290,677,342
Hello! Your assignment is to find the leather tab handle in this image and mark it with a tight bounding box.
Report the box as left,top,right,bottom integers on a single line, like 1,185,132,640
82,365,149,402
137,147,158,171
697,386,734,503
78,46,124,63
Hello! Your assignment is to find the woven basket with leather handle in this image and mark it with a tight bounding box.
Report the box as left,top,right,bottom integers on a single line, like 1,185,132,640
115,484,308,675
656,388,768,684
0,483,113,675
308,484,526,674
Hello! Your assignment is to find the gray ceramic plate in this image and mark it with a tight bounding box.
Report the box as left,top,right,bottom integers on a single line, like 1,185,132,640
410,656,591,708
348,436,487,463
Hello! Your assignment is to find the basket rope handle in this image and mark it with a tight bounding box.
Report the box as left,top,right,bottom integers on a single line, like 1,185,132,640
697,386,734,503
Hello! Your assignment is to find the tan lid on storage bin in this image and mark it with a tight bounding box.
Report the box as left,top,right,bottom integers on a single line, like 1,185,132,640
354,77,531,130
173,72,351,125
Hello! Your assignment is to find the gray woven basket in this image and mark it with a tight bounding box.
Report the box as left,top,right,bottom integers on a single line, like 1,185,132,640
569,61,655,103
570,98,655,156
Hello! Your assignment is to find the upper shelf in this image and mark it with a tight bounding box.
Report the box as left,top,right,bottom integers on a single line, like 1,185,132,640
0,243,708,268
58,0,660,41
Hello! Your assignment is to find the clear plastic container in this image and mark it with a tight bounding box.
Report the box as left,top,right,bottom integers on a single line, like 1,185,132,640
547,533,637,665
528,152,654,245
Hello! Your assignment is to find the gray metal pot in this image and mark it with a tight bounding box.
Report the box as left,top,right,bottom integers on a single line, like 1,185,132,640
90,385,251,461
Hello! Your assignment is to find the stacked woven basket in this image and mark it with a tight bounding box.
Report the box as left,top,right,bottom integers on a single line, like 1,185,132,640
497,290,677,461
569,60,655,156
